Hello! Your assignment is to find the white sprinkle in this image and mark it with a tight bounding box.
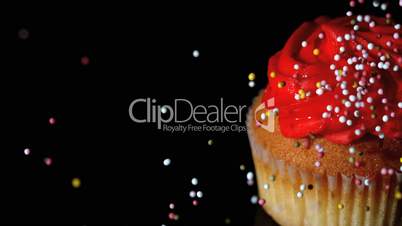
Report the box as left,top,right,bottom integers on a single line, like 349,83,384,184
375,126,381,132
318,32,324,39
326,105,333,111
296,191,303,198
346,11,353,17
336,36,343,42
189,190,196,198
357,15,363,22
353,25,359,31
260,112,266,120
301,41,308,47
354,110,361,118
339,116,347,123
294,64,300,70
364,179,370,186
373,0,380,7
364,15,371,23
395,24,401,30
250,195,258,204
330,64,336,70
345,101,352,108
394,33,400,40
380,3,387,10
322,112,330,119
340,46,345,53
381,98,387,104
248,81,255,88
344,34,351,40
300,184,306,191
348,146,356,154
163,158,171,166
379,133,385,139
354,129,362,136
316,88,324,96
367,97,373,103
393,65,399,72
196,191,203,198
369,21,376,28
398,102,402,108
314,161,321,167
247,171,254,180
263,183,270,190
24,148,31,155
334,54,340,61
346,120,353,126
334,106,340,113
192,50,200,58
349,95,356,102
377,88,384,95
382,115,389,122
191,177,199,186
367,43,374,50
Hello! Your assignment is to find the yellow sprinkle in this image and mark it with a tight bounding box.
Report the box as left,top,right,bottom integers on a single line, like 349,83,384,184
400,157,402,163
278,81,286,88
72,178,81,188
298,89,306,99
248,73,256,81
208,139,213,146
395,191,402,200
315,82,321,88
266,111,270,117
270,71,276,78
337,204,344,209
313,48,320,56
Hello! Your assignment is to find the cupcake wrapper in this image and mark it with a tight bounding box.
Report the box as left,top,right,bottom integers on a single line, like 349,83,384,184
247,109,402,226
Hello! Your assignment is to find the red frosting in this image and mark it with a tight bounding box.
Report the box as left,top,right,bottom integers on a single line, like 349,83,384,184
262,16,402,144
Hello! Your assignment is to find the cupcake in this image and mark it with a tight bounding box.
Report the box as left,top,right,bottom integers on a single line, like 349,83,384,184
247,16,402,226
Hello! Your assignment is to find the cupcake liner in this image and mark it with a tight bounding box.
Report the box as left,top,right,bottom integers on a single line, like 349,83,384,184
247,107,402,226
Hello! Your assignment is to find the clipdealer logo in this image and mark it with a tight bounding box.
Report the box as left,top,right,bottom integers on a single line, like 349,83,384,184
128,98,248,133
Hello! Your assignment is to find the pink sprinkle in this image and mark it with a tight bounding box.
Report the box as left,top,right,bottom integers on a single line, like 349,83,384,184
168,212,176,220
388,169,394,175
349,0,356,7
49,117,56,125
381,168,387,175
169,203,175,209
354,179,362,186
385,184,390,190
358,0,364,3
354,161,361,168
44,157,52,166
81,56,90,65
256,121,261,127
258,198,266,206
314,161,321,167
318,152,324,158
386,13,392,19
192,200,198,206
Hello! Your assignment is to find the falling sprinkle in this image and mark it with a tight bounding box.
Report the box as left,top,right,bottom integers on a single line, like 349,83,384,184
81,56,90,66
44,157,52,166
23,148,31,156
338,203,344,209
49,117,56,125
192,50,200,58
248,73,256,81
71,177,81,188
208,139,213,146
163,158,171,166
191,177,198,186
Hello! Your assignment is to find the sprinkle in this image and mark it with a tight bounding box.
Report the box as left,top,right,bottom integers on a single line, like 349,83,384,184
277,81,286,88
314,161,321,167
301,41,308,47
398,102,402,108
248,81,255,88
263,183,270,190
316,88,324,96
367,43,374,50
169,203,175,209
163,158,171,166
349,146,356,154
250,195,258,204
354,129,361,136
191,177,199,186
189,190,196,198
396,191,402,200
336,36,343,42
294,64,300,70
375,126,381,132
313,48,320,56
382,115,389,122
348,157,355,164
246,172,254,180
72,177,81,188
258,198,266,206
380,168,387,175
300,184,306,191
44,157,52,166
334,54,340,61
269,175,276,181
248,73,256,81
318,32,325,39
339,116,346,123
49,117,56,125
364,179,370,186
192,50,200,58
270,71,276,78
240,164,245,171
338,204,344,209
196,191,203,198
192,200,198,206
296,191,303,198
208,139,213,146
23,148,31,155
355,179,362,186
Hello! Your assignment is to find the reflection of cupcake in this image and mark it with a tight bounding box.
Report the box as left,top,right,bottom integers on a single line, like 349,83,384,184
247,16,402,226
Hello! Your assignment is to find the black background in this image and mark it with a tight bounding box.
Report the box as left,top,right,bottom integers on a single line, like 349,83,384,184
0,1,396,225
